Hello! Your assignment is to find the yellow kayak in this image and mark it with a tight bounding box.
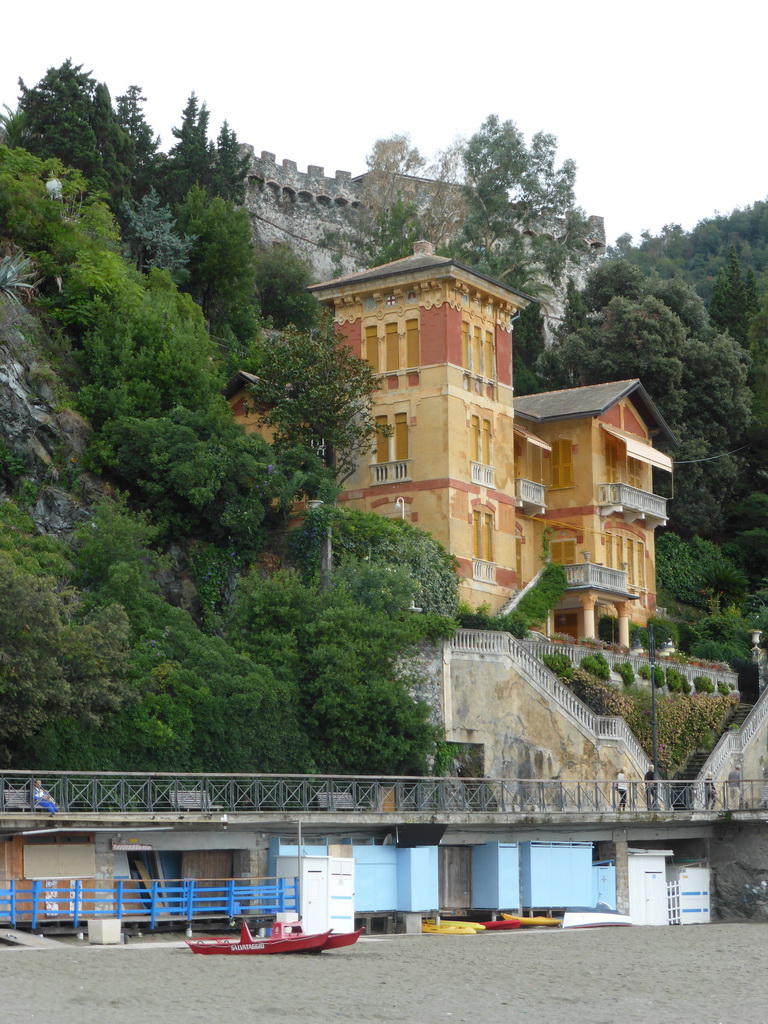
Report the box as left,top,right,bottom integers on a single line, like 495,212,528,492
422,921,479,935
501,913,561,927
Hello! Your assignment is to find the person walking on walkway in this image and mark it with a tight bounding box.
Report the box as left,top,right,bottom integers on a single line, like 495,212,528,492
644,764,659,810
704,771,717,810
615,768,628,811
727,764,742,809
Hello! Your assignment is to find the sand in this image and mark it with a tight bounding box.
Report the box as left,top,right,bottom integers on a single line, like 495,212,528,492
1,924,764,1024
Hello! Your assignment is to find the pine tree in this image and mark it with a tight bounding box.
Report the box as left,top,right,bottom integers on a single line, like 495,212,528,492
116,85,160,200
19,60,103,180
709,245,748,345
213,121,249,204
158,93,215,207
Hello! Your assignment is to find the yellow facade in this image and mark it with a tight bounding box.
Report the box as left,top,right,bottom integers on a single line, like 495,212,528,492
514,382,675,643
308,245,532,609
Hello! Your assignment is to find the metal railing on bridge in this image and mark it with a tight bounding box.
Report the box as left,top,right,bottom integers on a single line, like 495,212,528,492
0,875,298,930
2,772,767,816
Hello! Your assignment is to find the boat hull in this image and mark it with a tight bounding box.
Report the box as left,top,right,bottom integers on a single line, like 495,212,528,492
186,923,333,955
561,907,633,929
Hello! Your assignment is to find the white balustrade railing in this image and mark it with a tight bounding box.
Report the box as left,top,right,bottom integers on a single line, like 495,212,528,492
451,630,648,771
473,560,495,583
597,482,668,520
701,684,768,779
514,477,546,508
470,462,495,488
370,460,410,485
563,562,629,592
526,640,738,692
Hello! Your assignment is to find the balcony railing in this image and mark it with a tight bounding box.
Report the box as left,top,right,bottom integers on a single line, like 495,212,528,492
563,561,629,593
597,482,667,523
470,461,495,488
473,559,495,583
515,477,546,512
370,460,410,485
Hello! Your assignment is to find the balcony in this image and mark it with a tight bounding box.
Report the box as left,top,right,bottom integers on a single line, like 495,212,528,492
563,561,630,595
515,477,546,515
597,482,667,526
370,460,410,485
473,559,495,583
471,461,495,488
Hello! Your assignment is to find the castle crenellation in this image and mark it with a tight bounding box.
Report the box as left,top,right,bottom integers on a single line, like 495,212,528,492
246,147,361,203
240,143,607,302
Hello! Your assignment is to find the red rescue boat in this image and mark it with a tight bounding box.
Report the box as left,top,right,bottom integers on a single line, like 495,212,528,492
186,921,365,955
186,922,332,955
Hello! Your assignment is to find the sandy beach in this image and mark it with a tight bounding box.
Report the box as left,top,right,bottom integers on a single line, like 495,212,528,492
1,924,764,1024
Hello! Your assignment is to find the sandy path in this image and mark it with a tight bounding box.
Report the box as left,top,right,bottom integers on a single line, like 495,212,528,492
1,924,764,1024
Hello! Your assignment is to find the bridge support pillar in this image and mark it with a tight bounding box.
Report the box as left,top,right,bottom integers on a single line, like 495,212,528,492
597,838,630,915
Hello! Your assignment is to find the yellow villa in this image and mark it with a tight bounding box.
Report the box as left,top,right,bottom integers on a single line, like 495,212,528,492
514,380,675,644
227,243,675,637
307,240,533,609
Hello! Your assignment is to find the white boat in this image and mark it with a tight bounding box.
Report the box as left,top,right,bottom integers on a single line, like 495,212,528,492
561,903,633,929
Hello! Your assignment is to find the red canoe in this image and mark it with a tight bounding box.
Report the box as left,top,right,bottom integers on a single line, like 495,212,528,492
477,919,521,931
186,922,332,955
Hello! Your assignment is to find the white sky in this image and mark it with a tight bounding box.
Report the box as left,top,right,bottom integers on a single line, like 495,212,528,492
3,0,766,247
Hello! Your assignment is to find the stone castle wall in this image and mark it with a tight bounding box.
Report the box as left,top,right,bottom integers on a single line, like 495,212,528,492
240,145,607,316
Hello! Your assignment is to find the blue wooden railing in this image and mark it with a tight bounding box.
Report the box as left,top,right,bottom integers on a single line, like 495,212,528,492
0,875,298,930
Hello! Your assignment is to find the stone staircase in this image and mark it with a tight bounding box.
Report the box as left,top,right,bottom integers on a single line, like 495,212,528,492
678,702,753,781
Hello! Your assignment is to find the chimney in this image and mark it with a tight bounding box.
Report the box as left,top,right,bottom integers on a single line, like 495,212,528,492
413,240,434,256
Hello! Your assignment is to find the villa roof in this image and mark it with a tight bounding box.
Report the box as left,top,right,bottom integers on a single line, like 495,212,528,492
514,379,676,444
309,242,536,306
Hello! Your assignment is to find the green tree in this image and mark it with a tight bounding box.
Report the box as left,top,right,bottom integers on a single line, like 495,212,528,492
157,93,215,207
246,315,381,486
122,188,193,274
175,185,257,330
228,569,437,774
115,85,160,199
546,263,752,537
77,267,219,426
18,61,132,206
212,120,250,204
454,114,589,289
252,244,320,330
709,245,749,344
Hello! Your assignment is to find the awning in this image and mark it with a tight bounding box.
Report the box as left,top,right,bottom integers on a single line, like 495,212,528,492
601,424,672,472
514,425,552,451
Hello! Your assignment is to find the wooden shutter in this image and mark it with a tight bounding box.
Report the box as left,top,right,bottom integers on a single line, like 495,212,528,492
375,415,389,463
365,325,379,374
394,413,409,461
385,322,399,372
551,440,573,487
406,318,420,367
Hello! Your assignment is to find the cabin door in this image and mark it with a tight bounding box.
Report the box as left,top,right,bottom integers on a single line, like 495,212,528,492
439,846,471,910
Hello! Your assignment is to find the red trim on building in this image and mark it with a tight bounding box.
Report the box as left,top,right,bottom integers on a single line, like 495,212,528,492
622,404,647,438
495,324,512,386
598,406,621,428
335,320,361,358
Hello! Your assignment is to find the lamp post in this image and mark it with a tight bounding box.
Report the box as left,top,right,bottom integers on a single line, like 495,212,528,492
648,625,658,773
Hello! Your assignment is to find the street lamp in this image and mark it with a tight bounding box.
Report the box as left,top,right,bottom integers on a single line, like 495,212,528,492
648,625,658,773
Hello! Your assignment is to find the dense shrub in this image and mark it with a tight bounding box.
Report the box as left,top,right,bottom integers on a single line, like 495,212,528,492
693,674,715,694
717,681,730,696
515,564,567,627
617,661,636,687
665,667,686,693
579,652,611,680
543,652,573,679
